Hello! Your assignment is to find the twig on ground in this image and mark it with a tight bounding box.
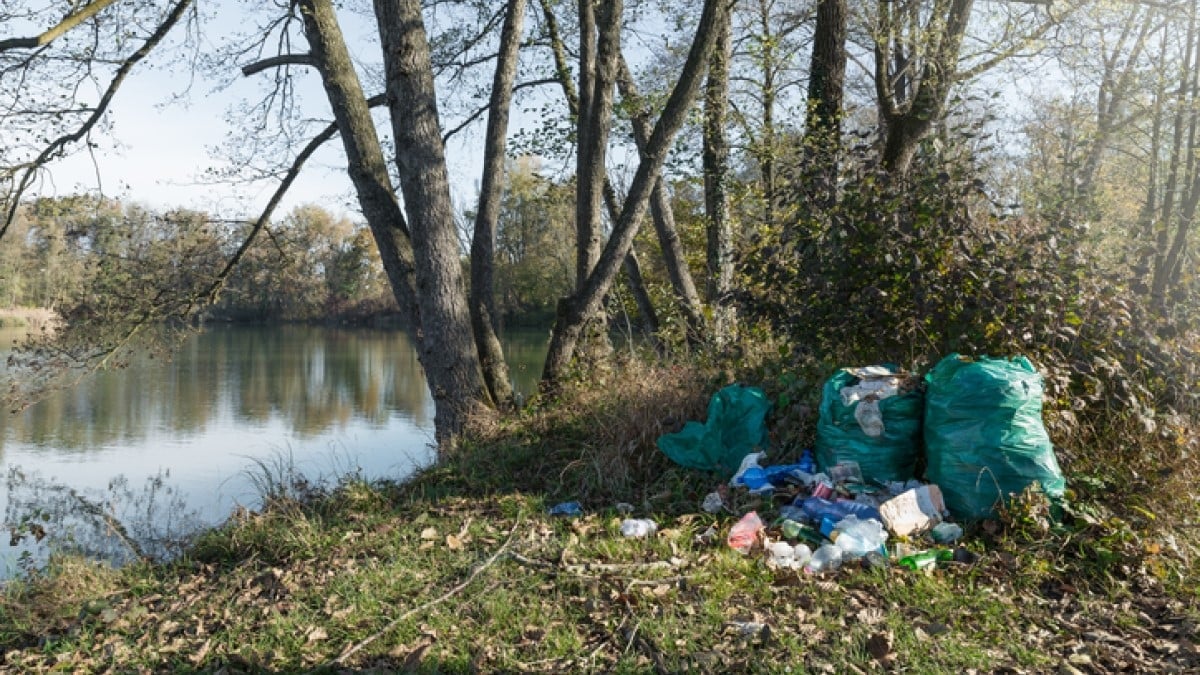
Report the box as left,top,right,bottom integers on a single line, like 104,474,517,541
320,514,522,669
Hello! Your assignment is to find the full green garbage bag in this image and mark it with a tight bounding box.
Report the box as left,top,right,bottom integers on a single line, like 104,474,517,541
656,384,772,476
815,365,922,483
923,354,1065,520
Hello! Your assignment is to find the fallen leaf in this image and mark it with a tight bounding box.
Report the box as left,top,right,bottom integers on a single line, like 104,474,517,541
867,631,895,667
305,627,328,643
445,534,464,550
420,527,438,540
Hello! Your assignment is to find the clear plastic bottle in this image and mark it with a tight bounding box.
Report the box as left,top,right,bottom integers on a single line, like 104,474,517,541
829,515,888,558
805,543,843,572
619,518,657,538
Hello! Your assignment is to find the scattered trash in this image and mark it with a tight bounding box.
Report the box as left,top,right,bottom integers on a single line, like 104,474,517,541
767,540,812,569
727,511,765,553
615,502,635,515
924,354,1065,519
930,522,964,544
816,365,922,483
619,518,658,538
879,485,946,536
656,384,773,475
806,543,843,572
548,501,582,517
827,461,864,486
898,548,954,571
701,491,725,514
826,514,888,559
694,524,719,546
800,496,882,524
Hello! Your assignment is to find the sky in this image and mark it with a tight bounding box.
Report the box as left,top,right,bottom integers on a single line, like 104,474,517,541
26,3,494,224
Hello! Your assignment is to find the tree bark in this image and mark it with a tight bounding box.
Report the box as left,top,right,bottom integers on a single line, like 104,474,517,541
539,0,659,340
877,0,975,175
803,0,847,199
298,0,422,340
469,0,525,409
616,57,706,342
703,8,734,347
374,0,489,448
541,0,728,386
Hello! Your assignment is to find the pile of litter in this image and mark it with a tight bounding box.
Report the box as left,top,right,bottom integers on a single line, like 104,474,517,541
646,354,1066,574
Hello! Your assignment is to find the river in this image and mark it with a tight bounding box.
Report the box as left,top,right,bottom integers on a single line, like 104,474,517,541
0,324,546,579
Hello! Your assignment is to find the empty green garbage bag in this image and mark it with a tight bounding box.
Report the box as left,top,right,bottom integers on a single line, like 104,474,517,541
923,354,1065,520
656,384,772,476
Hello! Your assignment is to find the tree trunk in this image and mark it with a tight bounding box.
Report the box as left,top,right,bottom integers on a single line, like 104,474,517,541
298,0,422,340
803,0,847,200
1152,3,1196,304
541,0,728,386
374,0,490,448
540,0,660,342
703,8,734,346
877,0,975,175
469,0,525,409
616,57,706,342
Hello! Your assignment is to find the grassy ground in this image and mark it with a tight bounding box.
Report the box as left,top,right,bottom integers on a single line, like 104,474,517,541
1,360,1198,673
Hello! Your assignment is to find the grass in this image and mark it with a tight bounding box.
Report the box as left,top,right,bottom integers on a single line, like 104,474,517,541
1,358,1198,673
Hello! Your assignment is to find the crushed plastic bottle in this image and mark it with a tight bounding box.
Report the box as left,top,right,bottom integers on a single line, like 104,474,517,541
778,504,807,523
799,496,882,523
930,522,964,544
548,501,583,517
805,543,843,572
619,518,658,538
701,491,725,514
828,515,888,558
727,511,765,553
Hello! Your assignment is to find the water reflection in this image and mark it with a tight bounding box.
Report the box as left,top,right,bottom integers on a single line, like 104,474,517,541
0,324,547,579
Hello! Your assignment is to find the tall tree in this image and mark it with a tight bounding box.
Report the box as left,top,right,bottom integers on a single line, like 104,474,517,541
703,4,735,346
469,0,527,409
541,0,729,384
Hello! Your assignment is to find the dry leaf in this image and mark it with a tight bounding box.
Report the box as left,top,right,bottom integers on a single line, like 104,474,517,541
867,630,895,667
445,534,464,550
420,527,438,540
305,626,328,643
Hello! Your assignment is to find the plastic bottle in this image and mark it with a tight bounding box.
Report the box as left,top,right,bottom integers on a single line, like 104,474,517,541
778,504,808,523
828,515,888,558
619,518,657,538
805,543,843,572
798,448,816,474
548,501,582,517
930,522,964,544
727,511,765,553
799,496,882,524
898,548,954,570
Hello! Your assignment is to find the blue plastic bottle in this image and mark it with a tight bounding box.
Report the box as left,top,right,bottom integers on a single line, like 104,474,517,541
798,496,882,524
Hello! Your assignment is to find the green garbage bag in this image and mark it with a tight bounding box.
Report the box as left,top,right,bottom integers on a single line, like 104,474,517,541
815,365,922,483
923,354,1065,520
656,384,772,476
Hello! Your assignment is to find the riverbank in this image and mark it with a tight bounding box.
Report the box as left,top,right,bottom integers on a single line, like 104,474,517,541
1,359,1197,672
0,307,59,332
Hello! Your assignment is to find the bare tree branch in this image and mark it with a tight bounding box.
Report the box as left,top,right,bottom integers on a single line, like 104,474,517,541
241,53,317,76
0,0,121,52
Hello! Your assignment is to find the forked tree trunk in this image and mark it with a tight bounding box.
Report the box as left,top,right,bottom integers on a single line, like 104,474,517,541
298,0,423,340
541,0,728,386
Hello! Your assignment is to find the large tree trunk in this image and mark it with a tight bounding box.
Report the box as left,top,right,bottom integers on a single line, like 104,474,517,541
541,0,729,386
803,0,847,199
374,0,489,448
469,0,525,409
298,0,422,340
616,57,706,342
703,8,734,347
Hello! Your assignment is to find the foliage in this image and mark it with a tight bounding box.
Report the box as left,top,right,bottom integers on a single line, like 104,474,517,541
739,130,1199,446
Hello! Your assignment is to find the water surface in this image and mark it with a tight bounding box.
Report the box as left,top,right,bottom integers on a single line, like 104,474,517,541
0,324,545,577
